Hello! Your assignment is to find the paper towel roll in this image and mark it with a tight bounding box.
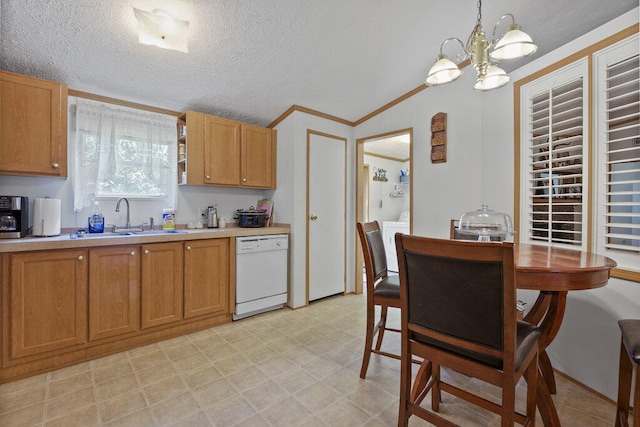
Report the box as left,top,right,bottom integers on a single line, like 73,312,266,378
33,198,61,237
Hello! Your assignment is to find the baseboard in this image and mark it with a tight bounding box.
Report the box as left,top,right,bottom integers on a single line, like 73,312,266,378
553,368,617,406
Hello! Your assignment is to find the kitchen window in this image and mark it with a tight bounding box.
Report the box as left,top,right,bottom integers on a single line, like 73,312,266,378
518,59,589,250
594,35,640,273
516,30,639,277
73,99,178,211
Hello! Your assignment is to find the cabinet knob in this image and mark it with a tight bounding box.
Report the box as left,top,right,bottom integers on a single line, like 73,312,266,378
242,178,247,182
144,249,149,254
130,251,135,256
78,255,84,261
206,175,210,180
186,246,191,251
310,214,318,221
52,163,60,168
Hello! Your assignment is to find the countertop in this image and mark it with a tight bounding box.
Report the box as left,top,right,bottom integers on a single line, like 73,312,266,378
0,224,291,253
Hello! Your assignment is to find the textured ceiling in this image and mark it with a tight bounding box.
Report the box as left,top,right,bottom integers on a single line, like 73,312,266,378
1,1,637,127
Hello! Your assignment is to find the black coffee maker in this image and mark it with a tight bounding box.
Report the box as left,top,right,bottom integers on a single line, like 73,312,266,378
0,196,29,238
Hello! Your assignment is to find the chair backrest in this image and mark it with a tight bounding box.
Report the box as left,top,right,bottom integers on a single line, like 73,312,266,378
357,221,388,292
395,234,517,367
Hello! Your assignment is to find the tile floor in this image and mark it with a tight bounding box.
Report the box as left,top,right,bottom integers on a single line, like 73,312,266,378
0,293,619,426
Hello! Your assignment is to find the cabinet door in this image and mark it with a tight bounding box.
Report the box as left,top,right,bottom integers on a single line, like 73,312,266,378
184,239,229,318
0,71,68,177
241,124,276,189
141,242,183,329
7,249,87,360
182,110,206,185
204,115,241,186
88,246,140,341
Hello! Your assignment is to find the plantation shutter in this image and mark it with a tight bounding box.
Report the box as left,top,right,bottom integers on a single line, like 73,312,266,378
521,59,589,249
595,34,640,271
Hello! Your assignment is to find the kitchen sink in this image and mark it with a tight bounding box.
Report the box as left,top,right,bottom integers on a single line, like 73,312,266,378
113,229,186,235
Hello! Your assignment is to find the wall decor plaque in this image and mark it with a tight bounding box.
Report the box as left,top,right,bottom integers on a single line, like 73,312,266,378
430,112,447,163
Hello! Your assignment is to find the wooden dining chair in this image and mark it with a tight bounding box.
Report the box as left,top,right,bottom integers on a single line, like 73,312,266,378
395,234,541,426
356,221,403,379
615,319,640,427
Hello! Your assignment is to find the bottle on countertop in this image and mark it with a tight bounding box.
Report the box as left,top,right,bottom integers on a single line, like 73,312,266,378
88,201,104,233
162,208,175,229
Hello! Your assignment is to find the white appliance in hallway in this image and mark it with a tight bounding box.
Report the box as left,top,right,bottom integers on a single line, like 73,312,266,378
382,220,410,272
234,234,288,320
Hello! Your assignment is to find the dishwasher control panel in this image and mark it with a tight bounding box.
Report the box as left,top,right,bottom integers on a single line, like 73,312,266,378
236,234,288,254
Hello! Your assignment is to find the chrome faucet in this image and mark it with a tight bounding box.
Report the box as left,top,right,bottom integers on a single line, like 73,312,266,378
115,197,131,229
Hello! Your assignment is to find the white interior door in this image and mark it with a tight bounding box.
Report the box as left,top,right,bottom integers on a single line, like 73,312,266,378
307,131,346,302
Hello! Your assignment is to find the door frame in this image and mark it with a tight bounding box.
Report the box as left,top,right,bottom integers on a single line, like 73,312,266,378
306,129,348,304
355,128,413,294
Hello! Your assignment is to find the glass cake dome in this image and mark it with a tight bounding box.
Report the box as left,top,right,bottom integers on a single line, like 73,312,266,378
458,204,515,241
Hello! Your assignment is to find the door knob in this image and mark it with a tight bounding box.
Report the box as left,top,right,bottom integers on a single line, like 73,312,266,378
310,215,318,221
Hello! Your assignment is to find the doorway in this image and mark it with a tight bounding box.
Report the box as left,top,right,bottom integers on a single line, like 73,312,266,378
355,129,413,294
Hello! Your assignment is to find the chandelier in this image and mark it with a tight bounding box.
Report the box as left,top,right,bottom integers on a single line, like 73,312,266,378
425,0,537,91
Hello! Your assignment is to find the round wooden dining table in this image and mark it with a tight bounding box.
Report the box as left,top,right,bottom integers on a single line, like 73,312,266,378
514,243,617,427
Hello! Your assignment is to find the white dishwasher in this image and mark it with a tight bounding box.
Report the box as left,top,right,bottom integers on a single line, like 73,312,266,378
234,234,288,320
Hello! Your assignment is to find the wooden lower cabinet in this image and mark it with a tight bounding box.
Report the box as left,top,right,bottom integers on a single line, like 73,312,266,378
1,237,233,382
141,242,183,329
184,239,229,318
5,249,87,360
88,246,140,341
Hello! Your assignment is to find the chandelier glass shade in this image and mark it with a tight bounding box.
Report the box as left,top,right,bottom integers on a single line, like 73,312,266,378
426,2,537,91
425,39,464,86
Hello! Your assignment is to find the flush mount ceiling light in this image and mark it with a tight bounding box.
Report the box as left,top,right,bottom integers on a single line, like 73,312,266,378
425,0,537,91
133,7,189,53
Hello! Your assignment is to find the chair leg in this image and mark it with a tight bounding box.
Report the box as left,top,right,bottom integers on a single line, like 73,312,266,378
360,301,376,379
375,305,388,351
633,364,639,427
432,363,441,412
616,339,632,427
525,352,539,425
501,377,516,427
398,339,411,426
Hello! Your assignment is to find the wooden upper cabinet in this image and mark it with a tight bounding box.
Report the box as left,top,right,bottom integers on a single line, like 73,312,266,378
0,71,68,177
181,110,205,185
6,249,87,360
180,111,276,189
241,124,276,189
204,115,241,186
88,246,140,341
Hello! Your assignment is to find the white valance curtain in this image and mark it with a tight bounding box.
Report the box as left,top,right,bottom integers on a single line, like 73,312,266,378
73,99,178,212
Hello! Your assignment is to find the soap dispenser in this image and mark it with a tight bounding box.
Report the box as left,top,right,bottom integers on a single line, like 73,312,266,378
207,205,218,228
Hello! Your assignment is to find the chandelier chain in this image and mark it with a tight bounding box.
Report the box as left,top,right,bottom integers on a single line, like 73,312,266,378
425,0,536,91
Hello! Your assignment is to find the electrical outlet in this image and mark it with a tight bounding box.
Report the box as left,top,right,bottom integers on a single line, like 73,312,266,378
633,137,640,147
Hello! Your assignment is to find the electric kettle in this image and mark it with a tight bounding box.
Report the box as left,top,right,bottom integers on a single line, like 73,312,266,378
207,205,218,228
